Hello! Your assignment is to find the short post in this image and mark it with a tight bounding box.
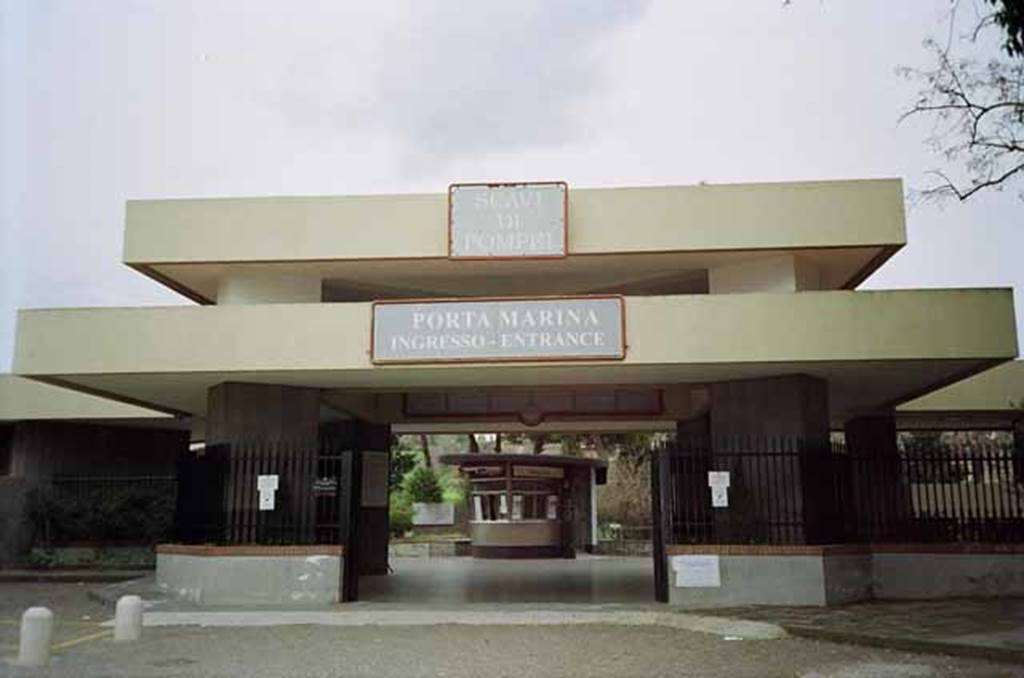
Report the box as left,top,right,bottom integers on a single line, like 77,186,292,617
113,595,143,642
16,606,54,667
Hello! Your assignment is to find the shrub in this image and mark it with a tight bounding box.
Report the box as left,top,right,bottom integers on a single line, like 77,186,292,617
27,484,176,545
403,467,444,504
389,492,414,537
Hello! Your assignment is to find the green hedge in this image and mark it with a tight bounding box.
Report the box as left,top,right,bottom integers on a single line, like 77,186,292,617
28,484,176,544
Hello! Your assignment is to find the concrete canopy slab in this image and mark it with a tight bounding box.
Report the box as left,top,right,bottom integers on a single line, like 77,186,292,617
123,179,906,303
0,374,174,422
11,288,1016,428
896,361,1024,430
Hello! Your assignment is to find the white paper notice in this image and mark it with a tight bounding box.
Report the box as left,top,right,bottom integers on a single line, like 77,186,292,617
711,485,729,508
707,471,730,488
257,474,279,511
672,555,722,588
546,495,559,520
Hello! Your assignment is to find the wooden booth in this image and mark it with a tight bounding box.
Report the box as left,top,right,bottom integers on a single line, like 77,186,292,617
440,454,607,558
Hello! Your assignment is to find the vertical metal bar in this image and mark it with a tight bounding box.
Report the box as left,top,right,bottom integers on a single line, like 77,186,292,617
651,444,668,603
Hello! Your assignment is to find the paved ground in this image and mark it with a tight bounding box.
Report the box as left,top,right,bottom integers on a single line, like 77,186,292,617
3,618,1021,677
2,581,1022,677
361,555,655,604
0,581,111,661
713,599,1024,664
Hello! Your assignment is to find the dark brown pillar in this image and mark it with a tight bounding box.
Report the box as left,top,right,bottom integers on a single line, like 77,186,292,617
707,375,833,544
844,414,913,541
206,382,319,444
354,421,391,576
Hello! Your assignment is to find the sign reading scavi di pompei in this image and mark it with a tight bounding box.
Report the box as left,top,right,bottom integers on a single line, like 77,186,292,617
449,182,567,258
372,296,624,364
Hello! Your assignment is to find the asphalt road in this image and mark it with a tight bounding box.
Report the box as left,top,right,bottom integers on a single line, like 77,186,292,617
0,583,1019,678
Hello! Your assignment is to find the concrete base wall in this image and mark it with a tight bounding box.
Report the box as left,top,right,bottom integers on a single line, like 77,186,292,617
668,554,831,607
873,553,1024,599
666,545,1024,608
823,554,874,605
156,548,341,606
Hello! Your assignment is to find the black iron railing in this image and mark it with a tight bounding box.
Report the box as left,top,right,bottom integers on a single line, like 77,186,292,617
656,436,1024,546
174,439,353,545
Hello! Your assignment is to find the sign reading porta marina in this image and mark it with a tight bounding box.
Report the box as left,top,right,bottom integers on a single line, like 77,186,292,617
372,296,625,364
449,181,567,258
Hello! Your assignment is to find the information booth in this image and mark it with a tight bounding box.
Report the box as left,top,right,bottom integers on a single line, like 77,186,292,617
441,454,606,558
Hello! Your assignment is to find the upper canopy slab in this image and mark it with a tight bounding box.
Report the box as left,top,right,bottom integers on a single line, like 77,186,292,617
895,361,1024,430
123,179,906,303
0,374,173,422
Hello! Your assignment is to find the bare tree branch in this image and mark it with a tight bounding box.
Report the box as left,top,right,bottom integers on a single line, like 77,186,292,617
901,13,1024,205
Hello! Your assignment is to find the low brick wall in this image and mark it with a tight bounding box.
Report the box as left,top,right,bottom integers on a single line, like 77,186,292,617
666,544,1024,608
155,544,343,606
389,540,471,558
594,540,653,557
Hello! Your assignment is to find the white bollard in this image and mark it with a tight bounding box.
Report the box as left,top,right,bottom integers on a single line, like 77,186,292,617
113,595,143,642
16,606,54,667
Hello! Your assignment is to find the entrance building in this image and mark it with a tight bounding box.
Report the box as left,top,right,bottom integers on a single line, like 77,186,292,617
10,178,1022,605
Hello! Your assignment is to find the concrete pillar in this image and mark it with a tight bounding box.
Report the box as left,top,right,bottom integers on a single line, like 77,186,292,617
709,375,829,441
216,272,322,305
707,375,833,544
844,414,914,541
206,382,320,444
321,420,392,576
708,254,823,294
356,422,391,576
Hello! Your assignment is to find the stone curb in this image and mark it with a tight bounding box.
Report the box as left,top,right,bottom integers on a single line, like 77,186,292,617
97,609,788,640
783,625,1024,666
0,570,149,584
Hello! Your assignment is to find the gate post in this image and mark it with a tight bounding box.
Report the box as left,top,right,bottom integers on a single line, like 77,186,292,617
651,443,670,603
338,450,362,603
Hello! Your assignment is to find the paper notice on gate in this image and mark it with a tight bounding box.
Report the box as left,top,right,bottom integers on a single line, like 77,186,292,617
707,471,730,488
672,555,721,588
257,474,278,511
711,485,729,508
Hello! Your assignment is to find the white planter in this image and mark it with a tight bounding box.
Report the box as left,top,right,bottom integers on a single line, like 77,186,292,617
412,502,455,526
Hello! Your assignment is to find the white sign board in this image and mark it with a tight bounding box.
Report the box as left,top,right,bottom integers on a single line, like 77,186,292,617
671,555,722,588
361,451,389,508
257,474,279,511
449,182,567,258
372,297,625,363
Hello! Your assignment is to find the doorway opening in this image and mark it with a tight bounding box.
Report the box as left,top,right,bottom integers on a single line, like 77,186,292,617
360,431,664,605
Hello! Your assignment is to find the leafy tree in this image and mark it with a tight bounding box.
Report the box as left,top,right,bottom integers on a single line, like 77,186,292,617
389,436,421,491
899,0,1024,202
404,466,444,503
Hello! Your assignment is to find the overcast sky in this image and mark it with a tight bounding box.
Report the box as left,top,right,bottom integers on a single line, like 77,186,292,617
1,0,1021,372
